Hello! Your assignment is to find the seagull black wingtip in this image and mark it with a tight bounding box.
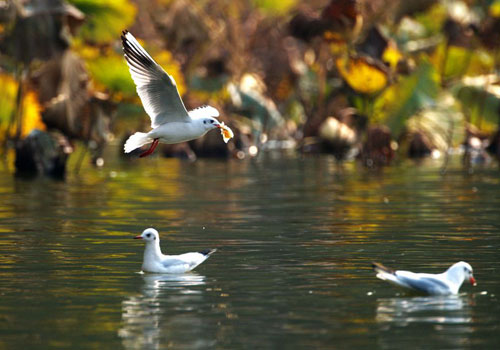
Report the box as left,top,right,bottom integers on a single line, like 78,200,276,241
121,30,129,44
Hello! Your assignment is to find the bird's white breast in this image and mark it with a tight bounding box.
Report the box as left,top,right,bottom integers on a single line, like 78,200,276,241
149,122,205,144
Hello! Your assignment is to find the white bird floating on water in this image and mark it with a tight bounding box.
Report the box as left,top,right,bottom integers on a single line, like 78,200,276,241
372,261,476,295
121,30,233,157
134,228,216,273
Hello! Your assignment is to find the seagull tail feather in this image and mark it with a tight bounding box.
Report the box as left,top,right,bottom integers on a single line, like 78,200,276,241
199,248,217,257
372,262,395,275
124,132,152,153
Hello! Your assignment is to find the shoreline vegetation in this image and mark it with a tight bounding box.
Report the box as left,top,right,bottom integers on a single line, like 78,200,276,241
1,0,499,178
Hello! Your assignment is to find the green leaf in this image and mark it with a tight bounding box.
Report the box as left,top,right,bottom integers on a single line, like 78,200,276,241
432,44,495,79
68,0,136,43
373,61,440,136
82,45,185,99
490,0,500,18
413,3,448,36
83,48,136,96
252,0,297,15
452,76,500,131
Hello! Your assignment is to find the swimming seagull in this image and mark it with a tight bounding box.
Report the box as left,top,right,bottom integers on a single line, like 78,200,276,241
372,261,476,295
134,228,216,273
121,30,222,157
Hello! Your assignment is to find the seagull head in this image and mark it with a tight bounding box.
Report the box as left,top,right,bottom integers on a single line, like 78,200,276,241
450,261,477,286
201,117,221,131
461,262,477,286
134,228,159,243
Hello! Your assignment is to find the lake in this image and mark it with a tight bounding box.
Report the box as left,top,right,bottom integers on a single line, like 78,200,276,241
0,151,499,349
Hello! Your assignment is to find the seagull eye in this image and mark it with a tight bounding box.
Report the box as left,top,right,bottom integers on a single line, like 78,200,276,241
146,234,151,238
203,120,207,124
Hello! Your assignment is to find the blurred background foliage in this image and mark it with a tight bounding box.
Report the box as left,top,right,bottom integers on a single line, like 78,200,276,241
0,73,45,143
69,0,136,43
1,0,500,177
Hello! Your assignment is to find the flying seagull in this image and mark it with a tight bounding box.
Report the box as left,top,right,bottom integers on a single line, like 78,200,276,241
372,261,476,295
121,30,228,157
134,228,216,273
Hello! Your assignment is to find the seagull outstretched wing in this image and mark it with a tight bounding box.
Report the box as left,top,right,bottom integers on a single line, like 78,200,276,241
121,30,190,127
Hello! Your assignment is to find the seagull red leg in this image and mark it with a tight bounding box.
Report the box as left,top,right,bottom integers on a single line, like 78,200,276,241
139,138,159,158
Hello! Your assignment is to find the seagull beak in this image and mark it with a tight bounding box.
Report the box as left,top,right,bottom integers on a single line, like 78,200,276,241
133,235,143,239
470,276,477,286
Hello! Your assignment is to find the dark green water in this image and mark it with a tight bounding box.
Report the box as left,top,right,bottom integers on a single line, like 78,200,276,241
0,153,499,349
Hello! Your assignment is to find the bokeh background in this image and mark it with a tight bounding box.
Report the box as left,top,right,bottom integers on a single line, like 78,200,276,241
1,0,500,176
1,2,500,350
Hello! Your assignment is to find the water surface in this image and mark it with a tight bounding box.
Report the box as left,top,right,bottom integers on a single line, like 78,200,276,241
0,153,499,349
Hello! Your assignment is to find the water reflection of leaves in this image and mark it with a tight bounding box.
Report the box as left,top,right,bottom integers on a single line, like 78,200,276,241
99,160,184,221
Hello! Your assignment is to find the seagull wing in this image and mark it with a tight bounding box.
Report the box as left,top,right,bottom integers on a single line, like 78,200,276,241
121,30,190,127
159,256,192,273
162,252,208,271
395,272,451,295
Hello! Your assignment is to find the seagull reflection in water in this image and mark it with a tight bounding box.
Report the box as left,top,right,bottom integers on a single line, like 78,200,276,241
376,295,472,325
118,273,207,350
375,295,476,349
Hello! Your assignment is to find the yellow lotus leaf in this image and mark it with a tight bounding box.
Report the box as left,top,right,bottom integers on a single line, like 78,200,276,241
490,1,500,17
382,44,403,70
20,91,45,137
253,0,298,15
0,74,45,142
336,56,388,94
